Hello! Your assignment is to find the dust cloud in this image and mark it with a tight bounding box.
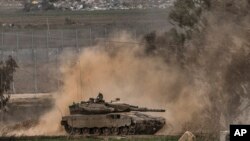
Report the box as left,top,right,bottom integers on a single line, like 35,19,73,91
31,32,210,135
2,0,250,135
2,32,210,136
4,24,250,135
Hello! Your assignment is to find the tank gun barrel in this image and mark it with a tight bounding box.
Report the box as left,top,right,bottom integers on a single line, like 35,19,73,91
105,103,165,113
130,107,165,112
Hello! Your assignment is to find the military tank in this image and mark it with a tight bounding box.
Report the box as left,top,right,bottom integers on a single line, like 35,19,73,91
61,93,166,135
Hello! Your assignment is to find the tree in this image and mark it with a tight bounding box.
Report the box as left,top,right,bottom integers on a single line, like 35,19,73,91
169,0,211,41
143,0,211,65
0,56,18,111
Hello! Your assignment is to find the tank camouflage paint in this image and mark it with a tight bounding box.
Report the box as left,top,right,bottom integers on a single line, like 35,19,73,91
61,93,166,135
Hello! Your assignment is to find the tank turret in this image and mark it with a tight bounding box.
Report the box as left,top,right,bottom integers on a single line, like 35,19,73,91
61,93,166,135
68,94,165,115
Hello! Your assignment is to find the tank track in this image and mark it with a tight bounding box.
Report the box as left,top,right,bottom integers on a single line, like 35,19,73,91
64,124,136,135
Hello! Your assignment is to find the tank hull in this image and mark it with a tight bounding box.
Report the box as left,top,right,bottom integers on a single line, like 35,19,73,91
61,112,165,135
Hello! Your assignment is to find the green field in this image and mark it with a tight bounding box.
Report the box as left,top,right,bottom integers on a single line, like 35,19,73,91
0,134,220,141
0,136,179,141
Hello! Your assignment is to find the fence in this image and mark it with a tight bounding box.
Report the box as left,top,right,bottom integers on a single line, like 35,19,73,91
0,27,148,94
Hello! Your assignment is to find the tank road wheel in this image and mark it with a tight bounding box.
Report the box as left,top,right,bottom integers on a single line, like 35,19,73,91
92,128,101,135
64,125,75,135
74,128,82,135
102,128,111,136
111,127,119,135
120,126,129,135
82,128,90,135
129,125,136,135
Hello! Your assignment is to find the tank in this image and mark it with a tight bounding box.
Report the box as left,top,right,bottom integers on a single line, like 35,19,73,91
61,93,166,135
